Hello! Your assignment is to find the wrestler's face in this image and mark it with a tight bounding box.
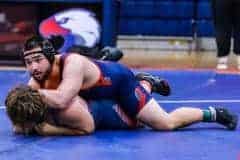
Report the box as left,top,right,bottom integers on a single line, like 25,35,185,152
23,47,52,82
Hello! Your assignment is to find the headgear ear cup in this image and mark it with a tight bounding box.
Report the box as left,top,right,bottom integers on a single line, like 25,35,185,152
42,39,56,64
48,35,65,51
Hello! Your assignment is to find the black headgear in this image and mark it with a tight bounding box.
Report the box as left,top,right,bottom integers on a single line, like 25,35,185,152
41,39,56,64
23,38,56,64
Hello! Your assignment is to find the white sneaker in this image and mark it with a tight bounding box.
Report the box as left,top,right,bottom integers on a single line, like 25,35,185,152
217,63,228,70
237,56,240,70
216,57,228,70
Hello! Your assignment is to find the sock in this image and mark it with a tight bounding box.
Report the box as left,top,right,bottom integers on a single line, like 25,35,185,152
202,107,216,122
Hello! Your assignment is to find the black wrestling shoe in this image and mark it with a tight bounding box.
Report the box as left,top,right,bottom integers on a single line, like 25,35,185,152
135,72,171,96
100,46,123,61
213,107,238,130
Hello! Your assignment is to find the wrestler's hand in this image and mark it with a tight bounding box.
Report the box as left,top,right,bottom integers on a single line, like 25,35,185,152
34,122,48,136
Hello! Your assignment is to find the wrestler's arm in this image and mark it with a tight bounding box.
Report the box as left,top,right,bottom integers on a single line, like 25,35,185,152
12,97,95,136
12,123,90,136
34,122,90,136
39,54,85,109
35,96,95,136
28,78,40,89
34,95,95,136
12,98,95,136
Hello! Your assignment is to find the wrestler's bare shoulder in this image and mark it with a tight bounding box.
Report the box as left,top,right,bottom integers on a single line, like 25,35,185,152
64,53,89,62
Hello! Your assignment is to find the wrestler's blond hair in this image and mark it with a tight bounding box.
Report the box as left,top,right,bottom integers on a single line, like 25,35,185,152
5,84,48,124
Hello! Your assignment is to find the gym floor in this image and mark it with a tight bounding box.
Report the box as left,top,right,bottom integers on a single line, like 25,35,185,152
0,67,239,160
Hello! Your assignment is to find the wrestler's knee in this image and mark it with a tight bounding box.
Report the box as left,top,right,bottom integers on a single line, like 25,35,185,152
80,123,95,134
151,119,176,131
137,100,177,131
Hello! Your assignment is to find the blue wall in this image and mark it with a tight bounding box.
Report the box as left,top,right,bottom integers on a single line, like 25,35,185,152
118,0,215,37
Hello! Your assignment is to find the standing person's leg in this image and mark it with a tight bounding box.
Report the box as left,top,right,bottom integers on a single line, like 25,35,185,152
211,0,232,69
232,1,240,69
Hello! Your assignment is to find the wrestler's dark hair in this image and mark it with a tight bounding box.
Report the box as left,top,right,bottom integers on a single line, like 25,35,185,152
5,84,48,124
22,35,57,64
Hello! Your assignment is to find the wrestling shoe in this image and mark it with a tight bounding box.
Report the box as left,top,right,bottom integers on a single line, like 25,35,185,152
100,46,123,61
211,107,238,130
135,72,171,96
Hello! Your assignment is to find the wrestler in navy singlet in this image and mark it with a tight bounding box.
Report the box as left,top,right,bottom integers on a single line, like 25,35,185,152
50,100,141,129
78,60,153,118
88,100,141,129
60,54,152,119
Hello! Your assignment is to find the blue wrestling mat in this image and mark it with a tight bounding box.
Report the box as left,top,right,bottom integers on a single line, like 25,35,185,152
0,69,239,160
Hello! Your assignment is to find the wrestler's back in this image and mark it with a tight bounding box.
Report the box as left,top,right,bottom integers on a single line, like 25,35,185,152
79,59,136,100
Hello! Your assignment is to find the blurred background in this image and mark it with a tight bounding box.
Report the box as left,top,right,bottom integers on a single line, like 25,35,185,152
0,0,233,69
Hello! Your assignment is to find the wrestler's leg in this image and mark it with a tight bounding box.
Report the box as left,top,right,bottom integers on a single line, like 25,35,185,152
136,99,202,130
119,72,205,130
119,73,237,131
86,80,155,130
137,98,238,130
